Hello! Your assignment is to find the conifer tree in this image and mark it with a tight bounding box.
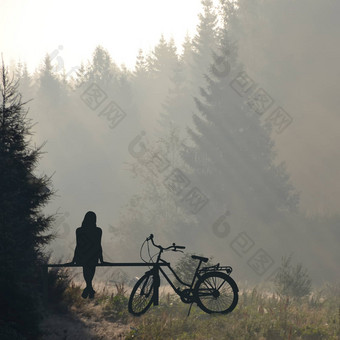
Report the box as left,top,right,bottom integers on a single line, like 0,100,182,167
36,54,66,106
0,60,54,338
16,62,33,101
73,62,89,89
135,35,179,129
87,45,120,90
182,0,299,235
191,0,219,89
147,35,178,82
135,49,149,76
159,0,219,137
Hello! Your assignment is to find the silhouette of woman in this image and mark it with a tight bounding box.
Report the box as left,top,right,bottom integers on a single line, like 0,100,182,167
71,211,104,299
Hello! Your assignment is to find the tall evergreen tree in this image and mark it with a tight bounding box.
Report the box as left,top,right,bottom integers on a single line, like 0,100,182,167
134,49,149,76
132,48,150,101
135,35,179,129
86,45,120,90
36,54,66,106
0,61,54,338
131,48,152,129
133,48,150,102
159,0,219,137
15,62,33,101
158,34,194,130
73,62,89,89
115,63,134,112
158,55,187,135
182,0,299,239
79,45,134,115
180,33,195,90
32,54,71,145
191,0,219,89
147,35,178,82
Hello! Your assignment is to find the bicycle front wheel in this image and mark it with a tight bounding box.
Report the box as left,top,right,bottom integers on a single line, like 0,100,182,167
194,271,238,314
128,273,155,316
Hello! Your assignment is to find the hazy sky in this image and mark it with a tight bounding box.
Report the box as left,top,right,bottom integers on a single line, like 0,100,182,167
0,0,208,72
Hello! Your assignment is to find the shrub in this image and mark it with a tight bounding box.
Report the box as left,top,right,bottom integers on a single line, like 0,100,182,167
274,254,312,298
46,265,73,311
174,253,213,286
103,293,129,322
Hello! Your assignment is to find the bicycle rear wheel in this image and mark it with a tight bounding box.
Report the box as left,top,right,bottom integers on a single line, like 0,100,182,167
128,273,155,316
194,271,238,314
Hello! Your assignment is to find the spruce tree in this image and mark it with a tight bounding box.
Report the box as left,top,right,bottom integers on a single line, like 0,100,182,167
182,0,299,239
159,0,219,138
36,54,66,106
15,62,33,102
73,62,89,89
86,45,120,91
147,35,178,82
191,0,219,89
158,35,195,136
136,35,179,129
0,60,53,339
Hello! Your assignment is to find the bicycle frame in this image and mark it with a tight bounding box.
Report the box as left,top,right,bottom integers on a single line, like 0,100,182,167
144,253,206,306
129,235,239,317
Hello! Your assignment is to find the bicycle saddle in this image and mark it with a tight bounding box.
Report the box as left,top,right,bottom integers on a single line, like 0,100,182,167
191,255,209,263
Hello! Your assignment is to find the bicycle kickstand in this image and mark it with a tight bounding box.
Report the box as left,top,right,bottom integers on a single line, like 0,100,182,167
187,302,194,317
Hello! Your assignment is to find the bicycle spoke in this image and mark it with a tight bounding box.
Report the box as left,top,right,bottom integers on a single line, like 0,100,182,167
217,279,227,291
135,297,149,310
203,277,216,291
213,275,217,288
133,294,150,310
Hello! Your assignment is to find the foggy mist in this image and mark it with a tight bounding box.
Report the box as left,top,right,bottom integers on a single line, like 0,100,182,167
2,0,339,287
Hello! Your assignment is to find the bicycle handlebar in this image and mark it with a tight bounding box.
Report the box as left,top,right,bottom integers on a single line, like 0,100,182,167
147,234,186,251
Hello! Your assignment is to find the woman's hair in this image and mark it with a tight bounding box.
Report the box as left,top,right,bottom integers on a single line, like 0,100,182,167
81,211,97,228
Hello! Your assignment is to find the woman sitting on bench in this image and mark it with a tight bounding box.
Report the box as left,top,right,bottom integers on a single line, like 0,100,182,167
72,211,104,299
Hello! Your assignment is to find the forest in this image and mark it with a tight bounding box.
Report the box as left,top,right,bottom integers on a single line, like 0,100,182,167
0,0,339,338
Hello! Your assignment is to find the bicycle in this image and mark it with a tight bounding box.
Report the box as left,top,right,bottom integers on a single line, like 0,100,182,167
128,234,239,316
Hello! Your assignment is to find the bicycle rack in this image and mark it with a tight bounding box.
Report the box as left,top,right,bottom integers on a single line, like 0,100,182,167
199,263,233,275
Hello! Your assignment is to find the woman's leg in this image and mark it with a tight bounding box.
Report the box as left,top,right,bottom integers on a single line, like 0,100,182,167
83,265,96,290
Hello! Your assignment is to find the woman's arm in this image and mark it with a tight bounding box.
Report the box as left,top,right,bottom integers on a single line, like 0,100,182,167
98,228,104,263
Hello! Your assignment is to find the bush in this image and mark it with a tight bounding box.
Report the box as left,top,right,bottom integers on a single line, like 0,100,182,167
62,283,85,308
174,253,213,286
0,322,26,340
46,264,73,311
274,254,312,298
103,294,129,322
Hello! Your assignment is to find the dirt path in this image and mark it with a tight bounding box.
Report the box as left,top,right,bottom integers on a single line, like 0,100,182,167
39,304,132,340
39,283,175,339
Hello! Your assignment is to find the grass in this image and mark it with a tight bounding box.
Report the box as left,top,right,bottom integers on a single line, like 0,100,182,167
124,286,339,340
49,277,340,340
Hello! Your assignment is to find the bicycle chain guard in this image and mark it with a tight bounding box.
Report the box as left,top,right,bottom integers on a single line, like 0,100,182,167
179,289,195,304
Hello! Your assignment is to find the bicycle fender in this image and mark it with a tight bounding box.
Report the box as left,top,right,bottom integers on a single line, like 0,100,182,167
195,272,239,293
